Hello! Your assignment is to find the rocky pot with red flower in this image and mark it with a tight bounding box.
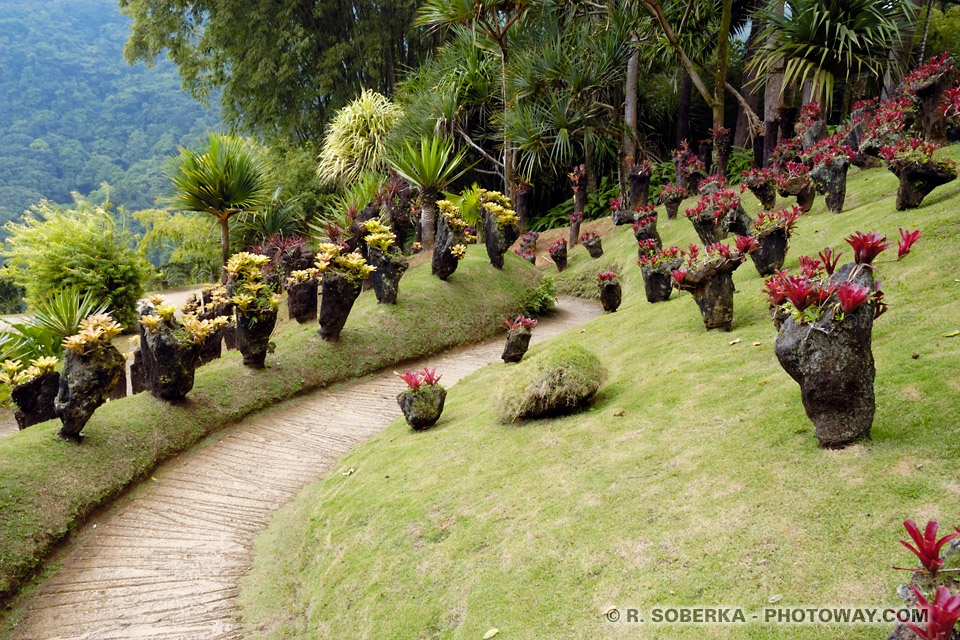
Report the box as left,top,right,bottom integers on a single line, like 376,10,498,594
548,238,568,272
672,238,757,331
364,219,408,304
632,206,661,247
638,244,682,303
674,140,705,194
805,132,855,213
501,315,537,363
748,205,804,275
227,252,282,367
397,367,446,430
314,244,376,342
796,102,828,151
597,271,621,312
514,247,536,264
881,138,958,210
659,184,686,219
685,188,753,246
0,357,60,430
741,167,778,211
580,232,603,258
697,174,727,197
432,200,469,280
480,190,521,269
775,162,816,212
610,198,635,226
55,314,126,442
902,52,955,144
519,230,538,253
627,157,652,208
772,229,921,447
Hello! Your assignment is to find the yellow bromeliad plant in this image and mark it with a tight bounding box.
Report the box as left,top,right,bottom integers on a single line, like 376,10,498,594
363,219,397,253
226,252,280,313
314,243,375,285
62,313,123,356
436,200,468,233
0,356,59,387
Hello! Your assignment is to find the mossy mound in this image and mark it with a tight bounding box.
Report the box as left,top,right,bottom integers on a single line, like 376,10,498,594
496,344,606,422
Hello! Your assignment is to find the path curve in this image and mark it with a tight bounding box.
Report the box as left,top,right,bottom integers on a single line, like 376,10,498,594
11,297,598,640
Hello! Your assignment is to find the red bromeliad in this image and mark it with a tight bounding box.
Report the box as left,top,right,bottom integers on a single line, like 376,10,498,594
846,231,893,264
504,315,537,331
597,271,617,282
818,247,843,275
898,228,923,259
735,235,760,255
399,369,424,390
900,519,960,575
761,273,788,306
798,255,824,278
904,585,960,640
706,242,732,260
580,232,599,242
421,367,442,386
781,275,818,311
835,281,872,314
671,268,687,284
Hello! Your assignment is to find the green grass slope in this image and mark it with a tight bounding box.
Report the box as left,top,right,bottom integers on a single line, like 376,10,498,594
240,157,960,640
0,251,542,603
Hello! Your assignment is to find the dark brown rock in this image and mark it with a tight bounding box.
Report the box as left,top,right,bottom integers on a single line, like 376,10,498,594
236,307,278,368
397,385,447,430
501,327,532,363
318,272,360,341
12,372,59,429
367,247,408,304
55,344,125,442
599,280,621,312
287,279,319,322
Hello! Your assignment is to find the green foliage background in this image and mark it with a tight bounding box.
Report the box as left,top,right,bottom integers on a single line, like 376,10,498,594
0,0,220,228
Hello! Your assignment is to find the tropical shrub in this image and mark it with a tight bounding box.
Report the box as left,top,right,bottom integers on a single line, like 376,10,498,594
0,200,150,328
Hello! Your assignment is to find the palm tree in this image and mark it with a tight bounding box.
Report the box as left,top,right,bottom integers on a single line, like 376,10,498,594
750,0,915,110
166,133,274,282
389,137,468,250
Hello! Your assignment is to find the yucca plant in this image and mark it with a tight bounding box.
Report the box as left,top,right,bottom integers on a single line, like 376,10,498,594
165,133,274,281
389,137,469,249
316,89,403,185
750,0,915,110
32,288,109,344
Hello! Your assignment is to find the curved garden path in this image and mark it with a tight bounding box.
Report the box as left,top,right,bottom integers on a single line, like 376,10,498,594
11,297,598,640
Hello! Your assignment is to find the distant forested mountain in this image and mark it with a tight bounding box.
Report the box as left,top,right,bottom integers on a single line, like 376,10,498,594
0,0,220,226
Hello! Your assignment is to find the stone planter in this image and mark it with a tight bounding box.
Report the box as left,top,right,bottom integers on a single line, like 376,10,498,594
397,385,447,431
913,69,953,144
582,236,603,258
236,307,278,368
810,156,850,214
628,165,651,208
287,278,319,322
774,263,876,448
12,372,60,429
778,177,816,212
633,217,662,247
368,247,408,304
599,280,621,312
483,212,520,269
889,160,958,210
130,349,147,394
142,324,201,400
223,323,238,350
549,244,567,272
690,216,721,246
640,267,675,303
501,327,532,363
432,216,464,280
55,345,125,442
677,260,743,331
318,271,360,341
611,209,638,226
197,329,223,366
745,182,777,211
663,197,683,219
750,227,789,276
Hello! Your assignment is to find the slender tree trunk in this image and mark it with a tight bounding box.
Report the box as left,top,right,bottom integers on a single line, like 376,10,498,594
762,1,786,167
421,187,438,250
733,21,761,149
919,0,935,60
585,130,598,195
501,48,514,197
219,217,231,284
712,0,733,169
623,44,640,196
677,69,692,146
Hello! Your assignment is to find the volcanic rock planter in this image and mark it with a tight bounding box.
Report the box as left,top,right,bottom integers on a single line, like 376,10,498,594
888,160,958,210
141,324,201,401
742,169,777,211
582,235,603,258
236,307,278,368
810,157,850,213
197,329,223,366
611,208,638,226
675,261,743,331
778,177,816,212
482,211,519,269
397,386,447,431
501,327,533,363
632,215,662,247
627,162,651,208
55,345,125,442
367,247,408,304
12,372,59,429
751,227,789,276
548,241,568,272
774,263,876,448
432,216,465,280
286,279,319,322
318,272,360,341
130,349,147,394
640,267,675,303
660,185,686,219
598,278,621,313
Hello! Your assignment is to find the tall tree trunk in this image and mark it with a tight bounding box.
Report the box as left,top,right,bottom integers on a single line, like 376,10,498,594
919,0,935,60
585,130,598,195
733,21,761,149
421,187,439,250
622,44,640,196
219,217,231,284
677,69,692,147
501,49,514,197
712,0,733,170
762,1,786,167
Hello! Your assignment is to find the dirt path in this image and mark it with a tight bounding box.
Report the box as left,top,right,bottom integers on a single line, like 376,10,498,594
9,297,598,640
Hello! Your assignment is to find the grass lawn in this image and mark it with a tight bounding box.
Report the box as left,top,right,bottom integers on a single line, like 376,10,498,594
0,251,543,604
240,154,960,639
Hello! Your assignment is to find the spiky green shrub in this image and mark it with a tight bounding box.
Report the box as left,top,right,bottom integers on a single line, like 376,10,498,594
496,344,606,422
1,200,150,328
317,89,402,185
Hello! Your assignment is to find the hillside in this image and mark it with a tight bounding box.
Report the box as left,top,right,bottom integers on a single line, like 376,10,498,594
240,156,960,639
0,0,219,226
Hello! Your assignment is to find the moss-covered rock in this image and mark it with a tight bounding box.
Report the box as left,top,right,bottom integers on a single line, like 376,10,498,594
496,344,606,422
